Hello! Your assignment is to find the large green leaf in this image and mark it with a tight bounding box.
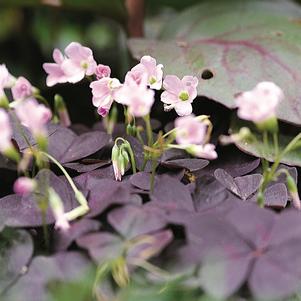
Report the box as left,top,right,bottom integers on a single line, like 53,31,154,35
129,0,301,125
230,115,301,167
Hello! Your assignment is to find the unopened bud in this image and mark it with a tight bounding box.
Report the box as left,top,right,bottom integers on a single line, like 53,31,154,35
287,175,301,210
14,177,36,196
256,116,278,133
54,94,71,127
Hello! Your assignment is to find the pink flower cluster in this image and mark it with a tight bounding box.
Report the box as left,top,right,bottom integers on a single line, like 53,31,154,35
0,108,13,153
43,42,97,86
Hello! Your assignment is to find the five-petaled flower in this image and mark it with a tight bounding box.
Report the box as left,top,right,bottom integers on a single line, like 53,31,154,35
235,81,284,123
90,77,121,117
15,98,52,136
161,75,198,116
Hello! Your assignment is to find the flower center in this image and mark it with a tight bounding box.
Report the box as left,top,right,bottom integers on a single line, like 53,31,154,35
81,61,88,69
149,76,156,85
179,91,189,101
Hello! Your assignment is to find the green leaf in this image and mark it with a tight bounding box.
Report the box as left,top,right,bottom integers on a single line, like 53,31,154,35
230,115,301,167
129,0,301,125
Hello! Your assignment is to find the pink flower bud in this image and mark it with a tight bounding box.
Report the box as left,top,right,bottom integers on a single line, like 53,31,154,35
161,75,198,116
95,64,111,79
14,177,36,196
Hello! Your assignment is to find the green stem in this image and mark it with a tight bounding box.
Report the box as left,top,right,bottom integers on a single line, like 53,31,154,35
150,159,158,193
34,94,51,108
126,145,137,174
143,114,153,146
273,132,279,157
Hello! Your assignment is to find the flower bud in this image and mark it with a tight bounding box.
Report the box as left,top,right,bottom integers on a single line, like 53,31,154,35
111,256,129,287
287,175,301,210
256,116,278,134
111,140,131,181
14,177,36,196
54,94,71,127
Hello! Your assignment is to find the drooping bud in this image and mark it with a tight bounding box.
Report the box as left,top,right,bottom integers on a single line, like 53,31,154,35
111,256,130,287
287,175,301,210
54,94,71,127
48,187,70,231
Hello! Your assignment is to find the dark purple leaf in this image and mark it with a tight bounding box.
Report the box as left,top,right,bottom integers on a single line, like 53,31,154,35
77,232,123,264
53,219,101,251
0,229,33,295
160,148,187,162
130,172,151,191
63,159,111,173
214,169,262,200
3,252,91,301
150,175,194,211
161,158,209,172
108,205,168,239
85,179,133,218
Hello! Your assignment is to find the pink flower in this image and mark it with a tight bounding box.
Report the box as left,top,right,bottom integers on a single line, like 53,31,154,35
43,49,68,87
124,63,148,88
188,143,217,160
175,115,207,145
12,77,34,100
235,81,283,123
0,108,13,152
14,177,36,196
90,77,121,117
161,75,198,116
15,98,52,135
61,42,97,83
115,84,154,117
95,64,111,79
139,55,163,90
0,64,14,98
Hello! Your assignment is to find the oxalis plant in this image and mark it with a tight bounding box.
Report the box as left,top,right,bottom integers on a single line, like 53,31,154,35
1,41,301,300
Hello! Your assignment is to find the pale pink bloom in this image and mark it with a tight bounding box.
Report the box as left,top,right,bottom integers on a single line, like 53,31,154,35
175,115,207,145
12,77,34,100
0,108,13,152
124,63,148,88
43,49,68,87
15,98,52,135
139,55,163,90
14,177,36,196
115,85,154,117
90,77,121,117
235,81,284,123
161,75,198,116
61,42,97,83
95,64,111,79
188,143,217,160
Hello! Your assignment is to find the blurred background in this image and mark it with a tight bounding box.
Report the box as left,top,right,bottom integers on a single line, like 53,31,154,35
0,0,201,125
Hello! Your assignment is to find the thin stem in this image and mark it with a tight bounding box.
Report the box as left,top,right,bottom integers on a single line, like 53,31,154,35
281,133,301,156
34,94,51,108
150,159,158,193
273,132,279,157
126,144,137,174
143,114,153,146
41,152,78,192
